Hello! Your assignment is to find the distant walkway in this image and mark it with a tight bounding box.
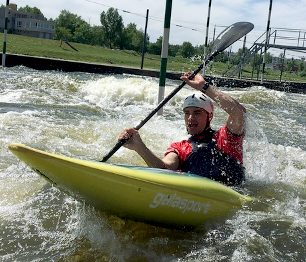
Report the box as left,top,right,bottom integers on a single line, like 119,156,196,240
3,53,305,94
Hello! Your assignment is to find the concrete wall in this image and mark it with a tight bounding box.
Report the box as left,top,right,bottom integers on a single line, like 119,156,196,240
3,53,306,94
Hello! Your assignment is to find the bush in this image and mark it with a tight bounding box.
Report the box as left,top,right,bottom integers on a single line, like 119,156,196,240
299,70,306,77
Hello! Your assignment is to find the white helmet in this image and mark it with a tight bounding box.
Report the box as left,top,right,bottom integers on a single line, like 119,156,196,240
183,93,214,114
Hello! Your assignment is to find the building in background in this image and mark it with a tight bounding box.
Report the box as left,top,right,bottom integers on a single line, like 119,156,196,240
0,3,54,39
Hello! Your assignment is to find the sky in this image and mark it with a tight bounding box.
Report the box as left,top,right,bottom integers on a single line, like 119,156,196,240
9,0,306,58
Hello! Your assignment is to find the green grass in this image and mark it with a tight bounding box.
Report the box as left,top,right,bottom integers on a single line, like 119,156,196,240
0,33,197,72
1,33,305,83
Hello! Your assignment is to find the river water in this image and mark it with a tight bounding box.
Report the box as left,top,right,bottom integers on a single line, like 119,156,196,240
0,66,305,261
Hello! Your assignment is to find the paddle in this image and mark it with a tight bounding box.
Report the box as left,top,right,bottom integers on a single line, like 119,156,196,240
101,21,254,162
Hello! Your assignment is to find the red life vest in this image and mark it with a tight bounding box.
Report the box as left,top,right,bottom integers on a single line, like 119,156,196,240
181,128,245,185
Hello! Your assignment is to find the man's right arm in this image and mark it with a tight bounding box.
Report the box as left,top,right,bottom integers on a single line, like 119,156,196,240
181,73,246,135
205,85,246,135
118,128,179,170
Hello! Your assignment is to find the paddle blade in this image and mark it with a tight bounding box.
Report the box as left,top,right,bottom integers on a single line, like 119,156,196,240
206,22,254,63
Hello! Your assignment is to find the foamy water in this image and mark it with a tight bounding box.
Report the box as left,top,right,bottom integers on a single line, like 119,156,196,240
0,66,305,261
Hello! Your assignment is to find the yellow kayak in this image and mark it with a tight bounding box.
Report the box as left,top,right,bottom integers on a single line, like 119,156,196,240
9,143,252,227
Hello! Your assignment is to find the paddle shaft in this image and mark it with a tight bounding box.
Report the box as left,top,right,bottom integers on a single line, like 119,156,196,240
100,53,217,162
100,22,254,162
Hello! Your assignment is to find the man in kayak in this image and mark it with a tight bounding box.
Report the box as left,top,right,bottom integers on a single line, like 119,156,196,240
118,73,246,185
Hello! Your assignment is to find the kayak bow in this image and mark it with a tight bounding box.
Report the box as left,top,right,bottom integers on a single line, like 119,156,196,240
9,143,252,227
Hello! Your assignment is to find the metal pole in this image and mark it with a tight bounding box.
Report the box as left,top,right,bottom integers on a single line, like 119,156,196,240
141,9,149,69
297,31,301,46
280,49,286,82
213,25,216,42
257,48,263,80
157,0,172,116
238,35,247,79
227,46,232,69
203,0,212,68
251,51,256,79
2,0,9,67
261,0,273,83
273,30,277,44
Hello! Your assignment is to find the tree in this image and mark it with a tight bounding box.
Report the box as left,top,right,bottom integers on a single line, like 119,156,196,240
122,23,145,52
100,8,124,49
251,53,263,68
54,10,91,43
287,58,298,72
147,36,162,55
299,60,305,71
18,5,44,17
55,27,72,42
266,52,273,64
74,22,92,44
180,41,195,58
168,44,180,57
231,48,257,65
90,26,104,46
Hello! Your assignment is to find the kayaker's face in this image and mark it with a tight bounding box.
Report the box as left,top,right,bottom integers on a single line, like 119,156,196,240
183,107,209,135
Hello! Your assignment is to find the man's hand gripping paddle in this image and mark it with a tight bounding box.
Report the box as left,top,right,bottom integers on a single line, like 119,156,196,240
101,22,254,162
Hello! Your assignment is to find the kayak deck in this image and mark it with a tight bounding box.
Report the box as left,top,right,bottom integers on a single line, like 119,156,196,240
9,143,252,227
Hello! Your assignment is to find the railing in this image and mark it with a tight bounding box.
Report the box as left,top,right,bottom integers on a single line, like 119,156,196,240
222,27,306,79
270,28,306,48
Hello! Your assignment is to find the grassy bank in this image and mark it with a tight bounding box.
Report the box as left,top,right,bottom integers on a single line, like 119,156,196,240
0,33,198,72
1,33,305,82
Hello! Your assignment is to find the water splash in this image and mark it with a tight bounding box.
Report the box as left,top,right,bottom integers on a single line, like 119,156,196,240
1,68,305,261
